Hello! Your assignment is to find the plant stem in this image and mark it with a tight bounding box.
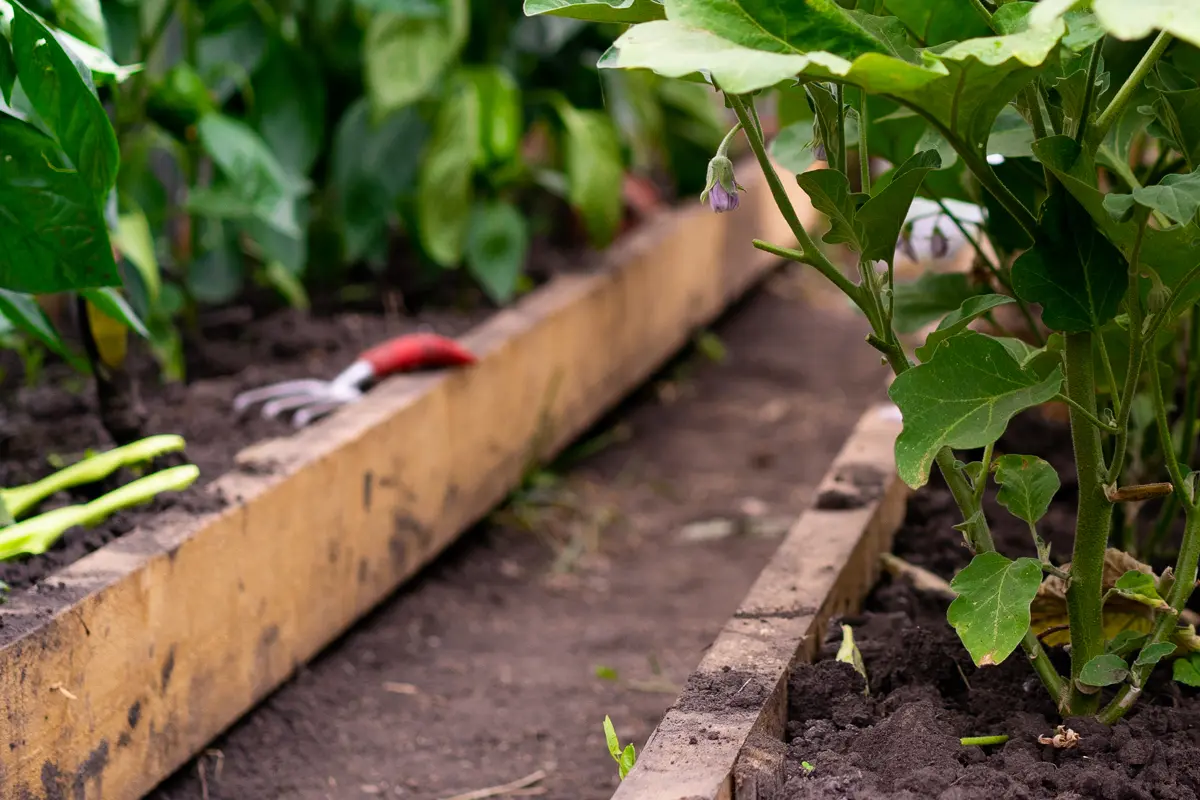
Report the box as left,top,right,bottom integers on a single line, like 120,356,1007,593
730,96,859,301
975,441,994,504
1105,218,1149,485
717,122,743,158
1148,304,1200,557
856,88,871,192
1055,393,1119,433
1063,331,1112,716
1074,40,1104,146
1100,505,1200,724
967,0,996,30
1149,353,1191,494
1096,329,1120,411
836,84,848,177
1094,32,1173,146
961,735,1008,747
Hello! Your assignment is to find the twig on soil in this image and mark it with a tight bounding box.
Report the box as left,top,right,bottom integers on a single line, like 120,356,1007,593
880,554,955,599
47,682,77,700
960,734,1009,747
439,770,548,800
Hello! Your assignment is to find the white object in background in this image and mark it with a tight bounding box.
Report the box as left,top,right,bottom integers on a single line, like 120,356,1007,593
896,197,985,264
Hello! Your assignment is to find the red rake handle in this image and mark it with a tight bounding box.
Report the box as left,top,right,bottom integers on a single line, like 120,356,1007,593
360,333,477,378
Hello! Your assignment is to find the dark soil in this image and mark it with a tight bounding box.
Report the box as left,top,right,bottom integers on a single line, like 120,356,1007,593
0,299,487,591
785,415,1200,800
151,270,887,800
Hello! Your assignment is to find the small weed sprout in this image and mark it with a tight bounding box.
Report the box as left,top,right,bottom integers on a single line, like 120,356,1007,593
603,715,637,781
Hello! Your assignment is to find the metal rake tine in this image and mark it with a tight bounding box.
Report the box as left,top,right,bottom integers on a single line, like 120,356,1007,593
233,379,330,413
292,399,352,428
261,391,336,421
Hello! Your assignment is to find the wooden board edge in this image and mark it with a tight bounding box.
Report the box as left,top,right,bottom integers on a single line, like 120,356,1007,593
610,403,908,800
0,158,811,799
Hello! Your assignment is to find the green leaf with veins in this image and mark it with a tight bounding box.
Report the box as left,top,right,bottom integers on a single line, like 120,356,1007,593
1134,642,1176,668
1107,630,1148,658
364,0,468,119
1107,171,1200,226
948,552,1042,666
845,9,918,62
889,331,1064,489
881,0,990,46
10,1,119,204
666,0,886,60
796,169,866,251
1079,653,1130,688
1174,653,1200,686
858,149,941,262
0,114,119,292
994,454,1060,526
916,295,1016,362
1113,570,1169,610
523,0,664,22
1032,136,1200,311
1149,83,1200,171
891,271,985,335
1012,192,1127,333
1031,0,1200,49
770,122,818,174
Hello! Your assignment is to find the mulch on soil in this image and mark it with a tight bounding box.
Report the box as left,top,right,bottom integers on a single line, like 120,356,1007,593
786,413,1200,800
151,272,886,800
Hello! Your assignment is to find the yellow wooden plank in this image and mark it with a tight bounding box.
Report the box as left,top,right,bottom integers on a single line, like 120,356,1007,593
0,159,809,799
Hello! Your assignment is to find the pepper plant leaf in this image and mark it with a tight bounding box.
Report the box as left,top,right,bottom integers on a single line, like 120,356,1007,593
465,201,529,305
1012,191,1127,333
0,113,119,291
947,552,1042,667
889,331,1064,489
417,82,479,266
0,289,77,363
10,0,119,205
522,0,665,23
559,103,624,246
1079,653,1130,688
364,0,468,118
994,454,1060,526
916,294,1016,362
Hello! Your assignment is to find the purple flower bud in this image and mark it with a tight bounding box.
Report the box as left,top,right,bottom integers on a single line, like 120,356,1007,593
700,154,743,214
930,228,949,259
896,230,918,263
813,141,827,163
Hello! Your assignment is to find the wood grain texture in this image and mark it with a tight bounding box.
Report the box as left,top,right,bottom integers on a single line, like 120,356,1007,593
610,404,907,800
0,159,811,800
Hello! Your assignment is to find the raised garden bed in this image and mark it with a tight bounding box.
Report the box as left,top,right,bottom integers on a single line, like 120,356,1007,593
615,404,1200,800
0,159,813,799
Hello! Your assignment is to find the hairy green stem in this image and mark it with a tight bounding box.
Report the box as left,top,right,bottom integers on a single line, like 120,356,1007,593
1149,305,1200,556
730,96,859,301
1105,218,1149,485
1096,331,1120,411
1149,353,1191,495
1094,32,1173,146
1064,332,1113,715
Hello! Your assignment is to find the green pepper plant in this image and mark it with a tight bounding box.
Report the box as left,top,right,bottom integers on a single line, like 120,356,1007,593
529,0,1200,723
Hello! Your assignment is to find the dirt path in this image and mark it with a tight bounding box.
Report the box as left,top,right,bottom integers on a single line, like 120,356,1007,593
153,267,883,800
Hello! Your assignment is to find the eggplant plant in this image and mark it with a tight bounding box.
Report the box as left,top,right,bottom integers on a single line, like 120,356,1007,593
530,0,1200,722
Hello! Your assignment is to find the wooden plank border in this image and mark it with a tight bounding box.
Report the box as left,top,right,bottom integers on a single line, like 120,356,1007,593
611,403,908,800
0,158,817,799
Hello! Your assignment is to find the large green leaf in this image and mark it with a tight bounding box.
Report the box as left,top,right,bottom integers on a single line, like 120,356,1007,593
948,552,1043,666
330,100,427,264
891,270,983,334
881,0,991,46
10,0,118,204
994,454,1060,526
461,66,522,165
915,294,1016,361
416,83,479,266
560,104,624,246
364,0,468,118
195,113,310,237
465,201,529,305
666,0,887,60
81,287,149,338
1108,170,1200,225
1032,0,1200,49
888,330,1064,488
523,0,665,23
601,17,1063,163
50,0,107,50
0,1,138,83
0,113,118,292
1079,653,1130,687
1012,192,1126,333
0,288,75,361
252,41,326,176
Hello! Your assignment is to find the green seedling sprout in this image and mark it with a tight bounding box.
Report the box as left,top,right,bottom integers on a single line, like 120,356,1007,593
2,435,187,519
836,624,869,694
802,761,815,773
0,465,199,560
603,715,637,781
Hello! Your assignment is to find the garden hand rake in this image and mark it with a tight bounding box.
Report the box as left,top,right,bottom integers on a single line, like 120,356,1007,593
232,332,478,428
